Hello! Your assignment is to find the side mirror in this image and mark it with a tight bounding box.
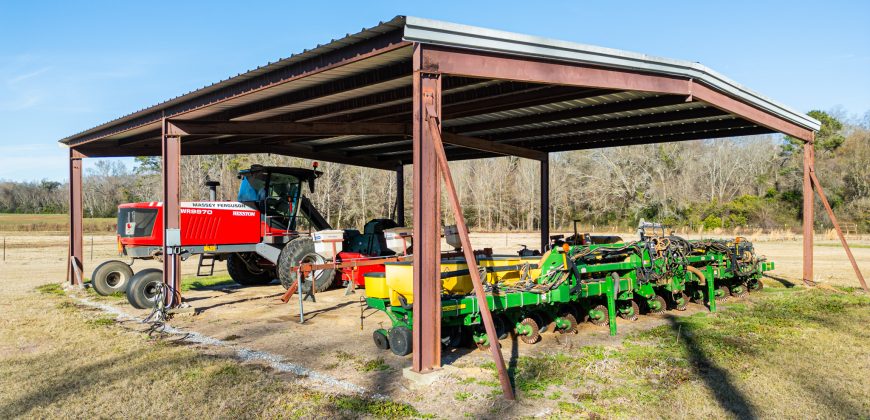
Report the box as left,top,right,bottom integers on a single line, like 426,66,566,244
308,178,315,193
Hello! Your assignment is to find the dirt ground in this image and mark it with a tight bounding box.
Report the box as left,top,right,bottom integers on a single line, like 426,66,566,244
1,231,868,417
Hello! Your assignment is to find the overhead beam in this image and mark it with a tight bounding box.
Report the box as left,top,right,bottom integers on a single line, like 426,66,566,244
507,118,758,149
270,77,489,123
450,94,688,134
388,124,771,163
441,132,547,161
480,106,726,142
166,120,411,137
364,116,757,158
422,45,814,141
423,45,688,95
691,82,814,142
74,141,401,171
216,61,412,121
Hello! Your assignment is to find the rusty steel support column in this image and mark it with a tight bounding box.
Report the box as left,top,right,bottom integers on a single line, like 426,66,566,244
68,149,84,287
411,45,441,373
540,156,550,252
396,164,405,226
162,119,183,306
809,170,868,291
802,141,814,286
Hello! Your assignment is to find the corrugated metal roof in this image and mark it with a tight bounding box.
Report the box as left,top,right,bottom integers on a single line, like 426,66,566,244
402,16,820,131
59,15,819,150
59,16,407,144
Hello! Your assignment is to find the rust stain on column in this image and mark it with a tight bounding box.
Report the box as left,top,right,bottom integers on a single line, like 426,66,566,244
411,44,441,373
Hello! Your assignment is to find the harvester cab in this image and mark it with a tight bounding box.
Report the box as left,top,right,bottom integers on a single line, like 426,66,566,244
237,164,321,236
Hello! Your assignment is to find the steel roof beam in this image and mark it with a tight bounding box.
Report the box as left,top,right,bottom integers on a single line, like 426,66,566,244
74,142,400,171
449,94,689,134
441,132,547,161
166,120,411,137
269,77,489,123
350,85,610,123
212,61,412,121
480,106,726,142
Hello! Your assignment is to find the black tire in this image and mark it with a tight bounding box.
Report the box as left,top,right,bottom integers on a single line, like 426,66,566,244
126,268,163,310
373,330,390,350
91,260,133,296
226,253,274,286
388,326,413,356
277,237,335,293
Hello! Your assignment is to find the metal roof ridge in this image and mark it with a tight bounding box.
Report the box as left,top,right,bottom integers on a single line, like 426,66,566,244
402,16,820,132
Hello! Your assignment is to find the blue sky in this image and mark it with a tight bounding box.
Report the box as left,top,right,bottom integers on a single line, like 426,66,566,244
1,0,868,182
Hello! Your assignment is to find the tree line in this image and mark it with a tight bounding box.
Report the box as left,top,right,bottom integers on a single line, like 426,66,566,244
2,110,868,232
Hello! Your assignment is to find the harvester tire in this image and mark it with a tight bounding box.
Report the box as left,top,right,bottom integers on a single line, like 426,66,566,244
91,260,133,296
126,268,163,310
277,237,335,293
227,253,274,286
388,326,413,356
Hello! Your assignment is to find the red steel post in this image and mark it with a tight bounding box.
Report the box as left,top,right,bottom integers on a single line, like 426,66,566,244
162,119,183,306
540,156,550,253
802,141,814,286
68,149,84,287
411,45,441,373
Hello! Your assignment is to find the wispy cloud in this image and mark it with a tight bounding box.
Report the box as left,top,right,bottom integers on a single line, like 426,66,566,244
6,66,51,85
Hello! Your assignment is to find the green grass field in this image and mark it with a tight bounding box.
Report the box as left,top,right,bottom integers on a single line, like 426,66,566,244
0,213,116,232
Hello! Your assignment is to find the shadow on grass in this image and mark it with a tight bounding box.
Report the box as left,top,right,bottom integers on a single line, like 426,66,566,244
665,314,756,419
763,273,797,288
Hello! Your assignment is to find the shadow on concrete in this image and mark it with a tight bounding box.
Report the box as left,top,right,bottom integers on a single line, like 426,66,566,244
193,292,284,313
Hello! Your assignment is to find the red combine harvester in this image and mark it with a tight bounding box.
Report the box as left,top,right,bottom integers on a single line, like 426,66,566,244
90,164,410,309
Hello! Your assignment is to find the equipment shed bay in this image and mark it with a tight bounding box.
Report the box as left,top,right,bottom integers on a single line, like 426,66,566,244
62,16,858,383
